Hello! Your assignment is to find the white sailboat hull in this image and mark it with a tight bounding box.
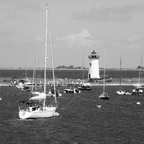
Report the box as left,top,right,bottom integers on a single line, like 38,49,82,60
116,90,132,95
99,92,109,99
19,107,57,119
116,90,126,95
30,92,46,101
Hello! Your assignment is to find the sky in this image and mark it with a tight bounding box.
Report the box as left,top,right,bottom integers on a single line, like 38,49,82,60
0,0,144,68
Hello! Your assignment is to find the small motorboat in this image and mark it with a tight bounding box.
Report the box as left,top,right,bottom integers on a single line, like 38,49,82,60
64,88,81,94
131,87,143,95
78,83,92,90
116,90,131,95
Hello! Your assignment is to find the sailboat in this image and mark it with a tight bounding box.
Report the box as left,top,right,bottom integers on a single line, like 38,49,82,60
18,4,58,119
16,52,30,91
29,49,54,98
29,52,51,99
116,57,131,95
23,51,32,90
78,53,92,90
99,49,109,99
132,55,143,95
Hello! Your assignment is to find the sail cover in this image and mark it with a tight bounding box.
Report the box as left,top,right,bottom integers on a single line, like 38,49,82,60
29,92,46,101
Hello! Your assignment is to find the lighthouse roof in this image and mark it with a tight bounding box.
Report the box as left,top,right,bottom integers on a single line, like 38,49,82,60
91,50,97,54
88,50,100,59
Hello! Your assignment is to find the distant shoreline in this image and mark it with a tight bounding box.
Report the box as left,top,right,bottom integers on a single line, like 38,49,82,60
0,67,137,70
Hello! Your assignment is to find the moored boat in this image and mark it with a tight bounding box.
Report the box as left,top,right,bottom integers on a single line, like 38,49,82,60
99,49,110,100
99,92,109,99
18,100,57,119
64,88,81,94
18,4,58,119
78,83,92,90
116,57,131,95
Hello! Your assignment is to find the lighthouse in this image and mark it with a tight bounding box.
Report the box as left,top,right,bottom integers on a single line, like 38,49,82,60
88,50,100,80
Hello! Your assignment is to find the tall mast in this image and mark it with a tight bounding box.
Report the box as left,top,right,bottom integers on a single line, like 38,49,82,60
32,51,36,92
48,4,57,104
25,51,27,78
43,4,48,107
103,49,106,92
82,53,84,83
138,54,143,84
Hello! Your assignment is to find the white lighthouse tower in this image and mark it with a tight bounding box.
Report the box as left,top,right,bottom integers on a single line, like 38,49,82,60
88,50,100,80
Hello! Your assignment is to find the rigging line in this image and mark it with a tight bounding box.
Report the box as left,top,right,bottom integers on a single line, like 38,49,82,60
32,51,36,93
43,3,48,107
138,54,143,83
82,52,84,82
120,57,122,90
103,49,106,92
47,4,57,104
25,51,27,78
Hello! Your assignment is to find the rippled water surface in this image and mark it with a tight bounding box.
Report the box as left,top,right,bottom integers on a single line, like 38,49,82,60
0,85,144,144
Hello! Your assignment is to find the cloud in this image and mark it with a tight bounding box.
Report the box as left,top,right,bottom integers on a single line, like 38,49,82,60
127,35,143,42
106,34,144,50
35,35,44,43
85,34,144,51
0,0,43,11
55,31,144,51
14,0,43,11
0,30,14,36
55,29,96,49
0,1,14,11
71,4,144,22
7,13,25,19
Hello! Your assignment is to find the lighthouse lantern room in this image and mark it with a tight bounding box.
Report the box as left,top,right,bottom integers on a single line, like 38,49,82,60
88,50,100,80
